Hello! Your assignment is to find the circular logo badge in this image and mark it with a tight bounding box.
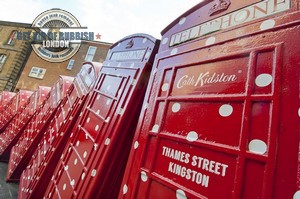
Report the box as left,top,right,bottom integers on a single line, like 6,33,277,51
31,9,81,62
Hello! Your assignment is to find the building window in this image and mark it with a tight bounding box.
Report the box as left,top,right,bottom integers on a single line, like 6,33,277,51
7,30,17,45
67,59,75,70
28,67,46,79
0,54,7,72
85,46,97,61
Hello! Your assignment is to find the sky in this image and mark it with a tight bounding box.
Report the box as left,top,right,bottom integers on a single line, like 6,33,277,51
0,0,201,43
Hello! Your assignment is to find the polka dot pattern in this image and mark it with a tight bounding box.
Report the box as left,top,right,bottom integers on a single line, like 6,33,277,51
151,124,159,133
255,74,272,87
91,169,97,177
186,131,198,142
123,184,128,194
172,103,181,113
161,83,169,92
134,141,139,149
162,37,169,45
205,37,216,46
219,104,233,117
293,190,300,199
171,48,178,55
249,139,267,155
140,171,148,182
179,17,186,25
176,189,187,199
260,19,275,30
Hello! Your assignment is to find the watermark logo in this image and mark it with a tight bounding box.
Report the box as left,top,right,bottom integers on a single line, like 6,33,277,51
17,8,99,62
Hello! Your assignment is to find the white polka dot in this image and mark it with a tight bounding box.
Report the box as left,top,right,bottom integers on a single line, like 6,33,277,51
298,108,300,117
172,103,181,113
205,36,216,46
255,74,272,87
186,131,198,142
105,138,110,146
145,52,151,59
176,189,187,199
161,83,169,92
179,17,186,25
162,37,169,45
70,179,75,186
74,158,78,165
63,184,66,190
91,169,97,177
293,190,300,199
140,171,148,182
64,165,68,171
81,172,86,180
123,184,128,195
134,141,139,149
96,110,100,115
142,38,147,43
151,124,159,133
219,104,233,117
86,117,90,123
83,151,87,158
95,125,99,131
76,141,80,147
96,94,100,100
249,139,267,154
260,19,275,30
171,48,178,55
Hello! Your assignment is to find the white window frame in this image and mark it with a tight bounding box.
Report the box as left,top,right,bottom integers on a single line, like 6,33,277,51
67,59,75,70
0,54,7,72
28,67,46,79
85,46,97,61
7,30,17,45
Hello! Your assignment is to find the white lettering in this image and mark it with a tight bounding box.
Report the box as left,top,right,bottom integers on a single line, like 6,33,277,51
110,49,146,61
162,146,190,164
176,72,238,89
42,40,70,48
168,162,209,187
170,0,290,46
192,155,229,177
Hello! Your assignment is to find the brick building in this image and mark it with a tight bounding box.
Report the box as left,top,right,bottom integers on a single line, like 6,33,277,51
15,40,112,91
0,21,33,91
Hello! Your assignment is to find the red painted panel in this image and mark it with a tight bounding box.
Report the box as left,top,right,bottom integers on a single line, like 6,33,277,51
120,1,299,199
0,91,15,110
0,87,50,164
0,90,33,133
43,34,159,199
3,76,73,180
18,62,101,199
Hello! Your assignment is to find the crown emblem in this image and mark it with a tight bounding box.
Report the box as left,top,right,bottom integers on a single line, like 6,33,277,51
208,0,231,16
126,39,134,49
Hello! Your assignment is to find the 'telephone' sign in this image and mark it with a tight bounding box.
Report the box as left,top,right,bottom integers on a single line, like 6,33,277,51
170,0,290,46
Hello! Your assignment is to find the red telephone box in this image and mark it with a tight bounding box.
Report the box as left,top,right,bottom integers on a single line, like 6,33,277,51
0,86,50,162
0,91,16,110
5,76,73,179
0,90,33,133
119,1,299,198
18,62,102,199
43,33,159,199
